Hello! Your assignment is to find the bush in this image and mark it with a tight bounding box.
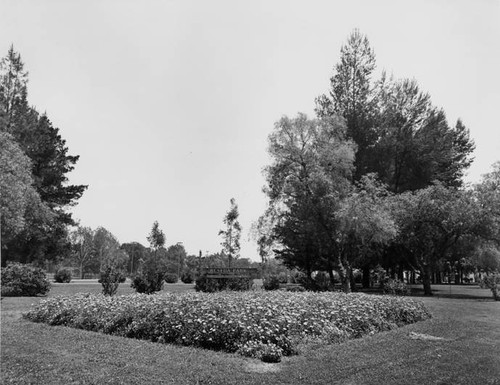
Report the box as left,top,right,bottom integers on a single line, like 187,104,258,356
383,278,410,296
54,268,72,283
263,275,280,290
99,265,126,296
131,271,164,294
1,263,51,297
480,273,500,301
164,273,178,284
181,271,194,284
195,276,253,292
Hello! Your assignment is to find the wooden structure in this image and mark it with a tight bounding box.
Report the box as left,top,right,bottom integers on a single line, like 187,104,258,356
202,267,259,279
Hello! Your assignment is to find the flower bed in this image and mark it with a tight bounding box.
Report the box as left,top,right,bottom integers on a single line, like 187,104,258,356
24,291,430,362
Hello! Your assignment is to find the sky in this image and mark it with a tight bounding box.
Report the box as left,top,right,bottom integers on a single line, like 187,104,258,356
1,0,499,260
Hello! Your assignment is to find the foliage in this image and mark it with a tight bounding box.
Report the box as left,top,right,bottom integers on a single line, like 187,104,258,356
0,132,49,245
99,264,126,296
480,273,500,301
121,242,148,276
147,221,165,251
315,30,474,192
1,262,51,296
383,278,410,296
131,270,164,294
69,226,96,279
258,112,355,286
54,268,72,283
219,198,242,266
392,183,483,295
0,47,87,264
181,270,194,284
263,275,281,290
164,273,178,284
24,291,431,362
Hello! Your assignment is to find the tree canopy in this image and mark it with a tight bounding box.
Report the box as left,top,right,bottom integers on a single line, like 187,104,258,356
0,46,86,265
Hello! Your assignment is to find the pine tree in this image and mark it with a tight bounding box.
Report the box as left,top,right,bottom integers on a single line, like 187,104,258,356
0,47,87,264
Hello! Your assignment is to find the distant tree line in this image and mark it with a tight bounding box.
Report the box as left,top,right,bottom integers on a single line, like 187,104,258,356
255,30,500,295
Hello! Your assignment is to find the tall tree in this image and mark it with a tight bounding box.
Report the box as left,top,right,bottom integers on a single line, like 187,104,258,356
316,31,475,192
219,198,242,267
0,47,87,264
259,113,355,285
69,226,96,279
121,242,148,275
315,29,377,179
147,221,166,253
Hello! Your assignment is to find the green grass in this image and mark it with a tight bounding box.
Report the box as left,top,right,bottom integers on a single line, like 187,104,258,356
2,282,499,384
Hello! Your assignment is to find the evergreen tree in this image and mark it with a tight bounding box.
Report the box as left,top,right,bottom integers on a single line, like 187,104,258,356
0,46,87,264
219,198,242,267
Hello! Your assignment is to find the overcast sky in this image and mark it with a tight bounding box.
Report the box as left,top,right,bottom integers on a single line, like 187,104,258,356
1,0,499,260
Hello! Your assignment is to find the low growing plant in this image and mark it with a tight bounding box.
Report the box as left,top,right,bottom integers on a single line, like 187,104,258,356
25,291,431,363
480,273,500,301
383,278,410,296
99,265,126,296
54,268,72,283
263,275,280,291
1,263,51,297
164,273,178,284
131,271,164,294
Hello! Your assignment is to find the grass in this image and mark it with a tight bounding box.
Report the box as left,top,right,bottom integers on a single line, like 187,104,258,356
2,282,500,385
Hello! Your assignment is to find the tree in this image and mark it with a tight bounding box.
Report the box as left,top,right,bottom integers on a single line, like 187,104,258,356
392,184,481,295
0,46,87,264
165,243,187,278
334,174,397,292
93,227,121,271
258,113,356,287
0,132,47,245
315,29,377,180
219,198,242,267
0,45,28,133
371,77,475,192
315,31,475,192
131,221,167,294
147,221,166,253
121,242,148,275
69,226,96,279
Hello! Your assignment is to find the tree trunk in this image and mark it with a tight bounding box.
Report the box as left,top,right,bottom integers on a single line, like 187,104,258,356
328,268,336,287
80,261,84,279
422,265,433,296
338,258,351,293
362,265,370,288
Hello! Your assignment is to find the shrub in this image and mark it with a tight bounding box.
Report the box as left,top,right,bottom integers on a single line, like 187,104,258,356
383,278,410,296
181,271,194,284
1,263,51,297
164,273,178,284
480,273,500,301
99,265,126,296
131,271,164,294
195,276,253,292
54,268,72,283
263,275,280,291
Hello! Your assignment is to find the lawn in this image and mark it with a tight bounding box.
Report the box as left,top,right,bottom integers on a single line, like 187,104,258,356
2,282,499,385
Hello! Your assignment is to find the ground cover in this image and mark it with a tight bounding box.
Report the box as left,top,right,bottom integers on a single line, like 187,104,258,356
2,283,499,384
23,291,430,361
